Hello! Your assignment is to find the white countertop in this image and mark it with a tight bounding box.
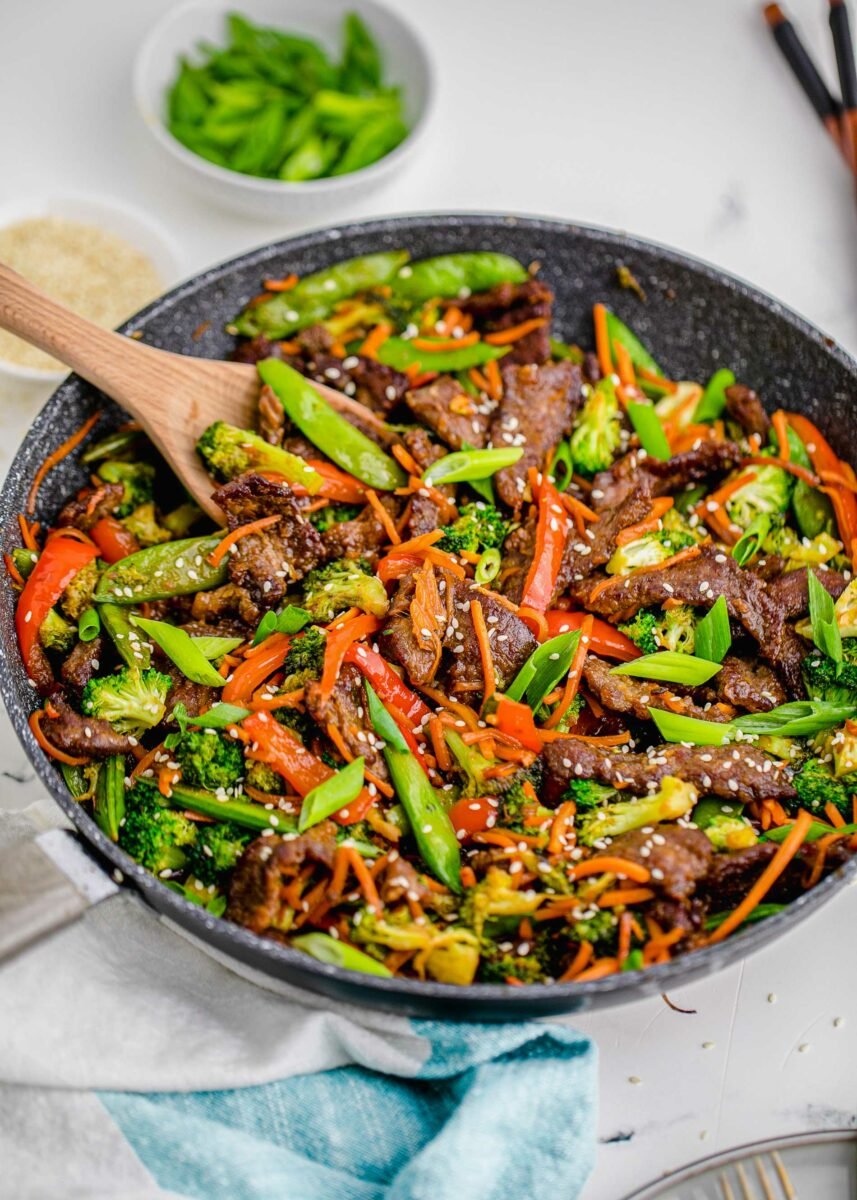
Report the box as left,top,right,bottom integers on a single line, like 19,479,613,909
2,1,856,1195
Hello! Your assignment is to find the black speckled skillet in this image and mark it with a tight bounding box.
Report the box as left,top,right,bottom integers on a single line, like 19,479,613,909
2,213,855,1019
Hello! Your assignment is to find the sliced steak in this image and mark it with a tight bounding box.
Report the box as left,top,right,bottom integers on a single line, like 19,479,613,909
226,822,338,935
582,655,734,723
554,484,656,600
724,384,771,439
60,636,105,693
321,495,399,563
384,570,444,687
542,738,797,807
305,662,387,780
56,483,125,532
591,441,741,511
406,375,490,450
400,427,457,538
159,659,217,721
302,350,408,417
700,840,854,912
191,582,257,628
491,361,582,511
41,694,135,758
715,656,787,713
460,279,553,365
766,566,849,620
605,827,714,902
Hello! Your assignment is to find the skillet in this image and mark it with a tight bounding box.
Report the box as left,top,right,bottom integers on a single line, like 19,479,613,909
2,212,855,1019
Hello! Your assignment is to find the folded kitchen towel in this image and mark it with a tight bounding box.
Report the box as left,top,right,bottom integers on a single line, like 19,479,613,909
0,806,597,1200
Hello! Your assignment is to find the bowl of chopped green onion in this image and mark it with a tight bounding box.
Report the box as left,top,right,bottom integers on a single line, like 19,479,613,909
133,0,434,218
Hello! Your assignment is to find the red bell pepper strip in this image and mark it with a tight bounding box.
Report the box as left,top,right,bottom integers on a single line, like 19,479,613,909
222,633,291,705
492,695,544,753
449,795,496,840
786,413,857,559
15,533,99,682
519,478,569,613
545,609,640,662
90,516,141,564
376,552,422,585
319,612,381,703
343,643,431,724
294,460,369,503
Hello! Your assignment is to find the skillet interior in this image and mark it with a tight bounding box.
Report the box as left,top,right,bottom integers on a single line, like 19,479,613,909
2,212,856,1020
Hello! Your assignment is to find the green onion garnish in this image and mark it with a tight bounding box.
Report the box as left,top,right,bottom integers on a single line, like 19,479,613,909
423,447,524,487
626,401,670,461
188,703,251,728
299,757,365,832
694,595,732,664
612,650,721,686
506,630,581,710
650,698,857,745
78,607,101,643
732,513,771,567
808,570,842,662
475,548,501,586
549,440,574,493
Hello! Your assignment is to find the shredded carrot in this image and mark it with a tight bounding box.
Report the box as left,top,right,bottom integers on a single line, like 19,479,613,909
411,331,480,352
484,357,503,401
278,339,301,354
592,303,612,379
772,410,791,462
364,489,401,545
613,339,636,390
517,605,550,641
158,764,179,798
589,545,702,604
130,741,166,782
302,499,330,514
819,468,857,493
344,846,382,911
248,688,305,712
558,941,594,982
548,801,577,855
243,784,299,807
208,515,280,567
574,957,620,982
4,554,25,587
468,366,491,394
484,318,548,346
540,729,632,746
460,865,477,889
701,471,758,512
544,614,593,730
615,497,673,547
391,443,422,477
223,632,291,704
428,716,452,772
637,365,677,394
804,832,842,889
824,801,846,829
569,856,651,884
328,846,351,898
709,810,814,943
263,273,298,292
597,887,656,908
17,514,40,552
741,455,819,488
469,599,496,707
26,410,101,515
359,322,392,359
29,710,90,766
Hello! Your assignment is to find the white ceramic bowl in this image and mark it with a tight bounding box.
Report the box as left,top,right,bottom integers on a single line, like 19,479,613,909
0,193,185,395
133,0,435,219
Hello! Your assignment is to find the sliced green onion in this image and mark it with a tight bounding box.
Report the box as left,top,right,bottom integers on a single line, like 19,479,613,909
252,611,278,645
506,631,580,708
808,570,842,662
612,650,721,685
732,513,771,567
423,447,524,487
704,902,786,931
132,616,225,687
299,756,365,832
461,440,494,503
190,634,244,660
732,700,856,737
475,548,501,585
626,401,670,461
694,595,732,664
291,931,393,977
549,440,574,493
252,604,311,646
693,368,736,423
78,607,101,643
764,821,857,844
648,707,734,745
621,948,645,972
604,311,663,375
188,702,251,729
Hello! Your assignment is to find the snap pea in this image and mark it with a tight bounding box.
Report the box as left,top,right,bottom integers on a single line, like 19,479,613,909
788,424,836,538
98,602,152,669
231,250,409,338
331,114,407,176
376,337,510,374
80,426,142,464
78,607,101,643
61,761,98,800
11,547,38,579
390,252,528,303
94,755,125,842
693,369,736,423
252,604,311,645
258,358,406,490
292,931,393,977
423,447,523,487
604,311,663,376
366,683,461,892
132,616,226,688
159,782,297,833
549,337,584,364
93,537,227,605
299,756,365,832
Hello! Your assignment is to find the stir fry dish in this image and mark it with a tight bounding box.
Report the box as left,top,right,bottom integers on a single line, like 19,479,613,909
10,249,857,987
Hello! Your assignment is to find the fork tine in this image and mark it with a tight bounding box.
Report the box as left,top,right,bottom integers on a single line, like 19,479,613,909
719,1171,738,1200
770,1151,797,1199
736,1162,756,1199
754,1156,777,1200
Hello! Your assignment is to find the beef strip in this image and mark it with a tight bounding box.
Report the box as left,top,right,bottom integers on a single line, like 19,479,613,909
321,493,399,563
605,827,714,903
157,658,218,720
715,655,787,713
542,738,797,807
406,375,491,450
211,474,325,623
258,383,286,446
232,335,283,366
591,441,741,512
60,636,105,693
700,840,854,912
226,822,338,935
459,279,553,365
582,655,734,723
56,483,125,532
490,361,582,511
378,855,432,906
724,384,771,439
304,662,388,780
400,427,457,538
191,582,256,628
766,566,849,620
40,693,135,758
27,641,55,696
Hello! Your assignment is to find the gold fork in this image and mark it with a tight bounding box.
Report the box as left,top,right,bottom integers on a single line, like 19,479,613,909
719,1152,797,1200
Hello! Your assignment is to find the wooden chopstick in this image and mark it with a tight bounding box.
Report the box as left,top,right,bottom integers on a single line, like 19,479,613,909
764,3,843,151
829,0,857,170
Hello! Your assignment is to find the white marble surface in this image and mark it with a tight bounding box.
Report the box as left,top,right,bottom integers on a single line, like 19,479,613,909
1,0,856,1195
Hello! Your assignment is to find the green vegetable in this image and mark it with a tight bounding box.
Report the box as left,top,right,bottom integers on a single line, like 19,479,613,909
732,513,772,567
693,368,736,423
11,547,38,580
550,337,584,364
98,603,151,670
252,604,312,645
93,755,125,842
621,948,645,973
61,761,99,801
704,902,786,930
60,560,98,620
96,460,155,517
339,12,382,91
626,401,670,461
658,604,697,654
577,777,698,846
39,608,75,654
694,595,731,663
618,610,659,655
475,548,501,585
302,558,388,623
154,780,297,834
607,528,696,575
692,797,758,850
764,819,857,844
162,503,204,538
444,728,542,807
366,682,461,892
506,631,581,709
196,420,323,491
560,779,620,810
479,933,553,985
188,702,251,729
186,821,251,886
726,460,793,531
790,758,853,818
78,608,101,643
376,336,510,375
292,931,393,977
121,783,198,873
309,502,362,532
82,666,172,736
437,503,508,556
548,440,574,492
81,426,142,464
650,699,857,744
94,537,227,604
808,570,843,662
174,729,245,793
299,756,365,831
762,523,841,573
569,378,622,477
190,634,244,661
390,252,528,304
122,503,172,548
232,251,409,338
279,626,326,691
258,358,405,491
132,616,226,688
611,650,720,686
423,447,523,487
603,311,663,375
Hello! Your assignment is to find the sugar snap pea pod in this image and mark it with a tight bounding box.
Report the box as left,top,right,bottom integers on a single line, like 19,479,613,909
159,782,297,834
231,250,410,338
331,114,407,176
61,761,98,800
258,358,406,490
604,311,663,376
376,336,510,374
787,424,836,538
366,683,461,892
93,537,227,605
94,755,126,842
80,426,142,464
693,369,736,423
292,931,393,977
390,252,528,303
98,603,152,669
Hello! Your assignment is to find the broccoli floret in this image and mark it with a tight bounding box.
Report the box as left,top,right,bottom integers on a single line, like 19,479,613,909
561,779,620,810
619,609,659,655
309,502,362,532
459,867,544,938
692,797,758,851
577,776,698,847
497,762,550,829
658,604,696,654
60,558,99,621
39,608,75,654
762,522,841,572
551,690,586,732
437,503,509,556
173,729,244,793
814,722,857,778
802,650,857,707
790,757,852,818
445,729,542,809
302,558,388,622
352,909,480,985
478,931,552,985
11,547,37,580
725,458,793,530
81,666,171,735
279,625,327,692
185,821,250,885
567,909,619,953
245,760,282,793
196,420,316,485
119,782,197,875
97,460,155,517
274,705,314,744
122,502,172,547
162,502,204,538
606,529,696,575
570,378,622,476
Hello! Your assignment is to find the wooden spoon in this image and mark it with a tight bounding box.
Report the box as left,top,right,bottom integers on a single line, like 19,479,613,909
0,261,377,522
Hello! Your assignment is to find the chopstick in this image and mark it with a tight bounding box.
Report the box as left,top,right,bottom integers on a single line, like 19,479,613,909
764,3,843,151
829,0,857,170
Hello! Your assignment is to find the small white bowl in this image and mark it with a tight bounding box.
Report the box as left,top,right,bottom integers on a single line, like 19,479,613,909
0,193,185,394
133,0,435,220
